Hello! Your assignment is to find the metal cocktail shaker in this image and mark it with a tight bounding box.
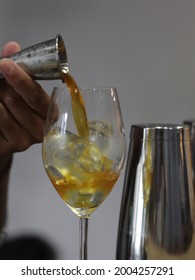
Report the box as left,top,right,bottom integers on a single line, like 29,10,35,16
0,34,68,80
116,124,195,260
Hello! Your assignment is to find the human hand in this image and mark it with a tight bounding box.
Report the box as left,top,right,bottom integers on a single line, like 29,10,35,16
0,42,50,158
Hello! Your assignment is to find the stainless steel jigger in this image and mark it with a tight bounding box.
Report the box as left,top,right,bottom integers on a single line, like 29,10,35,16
116,124,195,260
0,34,68,80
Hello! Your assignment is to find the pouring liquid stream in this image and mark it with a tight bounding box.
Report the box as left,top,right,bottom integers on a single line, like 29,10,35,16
61,68,89,138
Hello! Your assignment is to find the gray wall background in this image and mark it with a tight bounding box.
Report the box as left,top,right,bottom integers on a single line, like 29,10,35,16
1,0,195,259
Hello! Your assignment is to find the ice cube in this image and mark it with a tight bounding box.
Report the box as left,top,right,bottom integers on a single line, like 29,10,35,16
88,121,113,154
73,140,103,172
91,191,104,205
46,165,64,180
44,128,80,168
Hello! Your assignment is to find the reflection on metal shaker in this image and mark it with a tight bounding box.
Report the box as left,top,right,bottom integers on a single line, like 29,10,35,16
116,124,195,260
183,120,195,173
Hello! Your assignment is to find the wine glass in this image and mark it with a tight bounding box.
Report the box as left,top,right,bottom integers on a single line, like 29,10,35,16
42,86,126,259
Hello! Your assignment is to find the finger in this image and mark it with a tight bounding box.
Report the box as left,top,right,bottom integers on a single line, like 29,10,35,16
0,88,45,143
0,101,33,155
0,59,50,118
1,41,21,57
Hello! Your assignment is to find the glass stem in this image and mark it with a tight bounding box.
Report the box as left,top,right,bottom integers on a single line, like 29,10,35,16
79,217,88,260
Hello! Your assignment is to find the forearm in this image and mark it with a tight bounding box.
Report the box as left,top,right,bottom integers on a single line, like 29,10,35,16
0,155,13,231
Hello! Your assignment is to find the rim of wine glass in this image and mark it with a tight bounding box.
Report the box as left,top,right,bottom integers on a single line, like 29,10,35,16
52,85,118,91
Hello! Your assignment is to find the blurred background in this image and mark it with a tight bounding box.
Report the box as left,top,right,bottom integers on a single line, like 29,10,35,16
1,0,195,259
